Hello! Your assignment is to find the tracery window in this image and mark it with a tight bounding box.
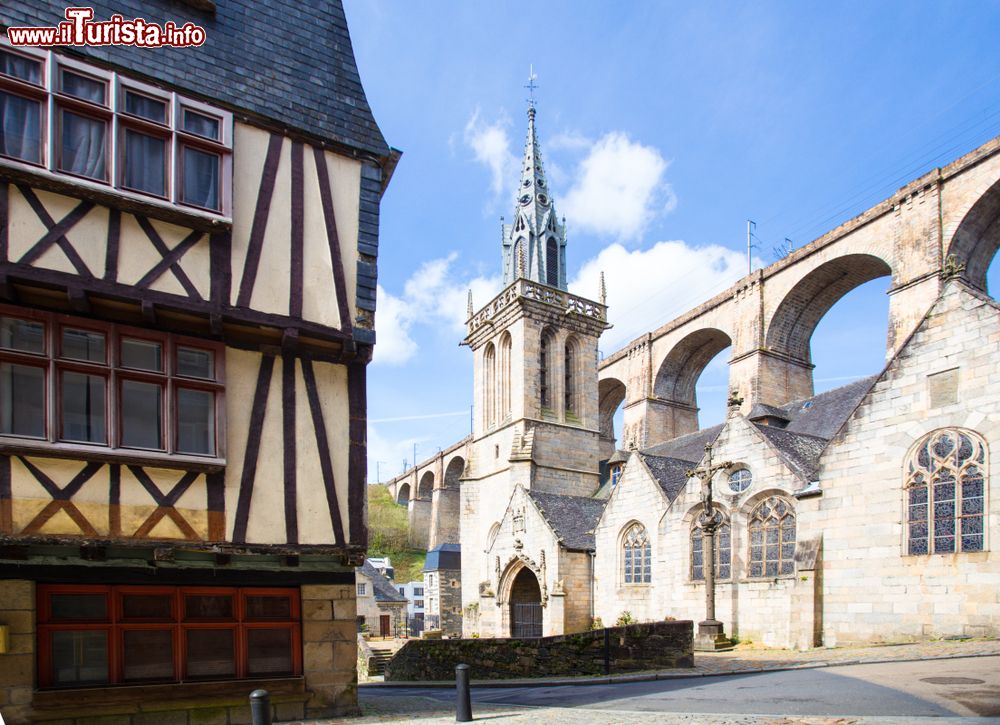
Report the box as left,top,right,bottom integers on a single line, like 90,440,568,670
906,429,987,555
728,468,752,493
499,333,512,419
622,523,651,584
539,330,554,410
748,497,795,577
691,519,731,581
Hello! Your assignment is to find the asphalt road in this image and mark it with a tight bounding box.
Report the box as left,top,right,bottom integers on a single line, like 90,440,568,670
368,656,1000,720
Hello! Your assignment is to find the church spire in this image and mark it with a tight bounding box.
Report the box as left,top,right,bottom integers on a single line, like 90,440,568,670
502,72,568,290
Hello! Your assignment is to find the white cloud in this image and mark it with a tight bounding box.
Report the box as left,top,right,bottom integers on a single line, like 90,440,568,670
570,240,761,352
463,109,518,207
562,132,675,241
373,254,501,366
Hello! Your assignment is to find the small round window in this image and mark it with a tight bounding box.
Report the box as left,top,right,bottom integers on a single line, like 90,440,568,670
728,468,752,492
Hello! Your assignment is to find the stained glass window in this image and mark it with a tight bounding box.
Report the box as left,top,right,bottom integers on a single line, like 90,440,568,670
748,497,796,577
906,429,987,555
622,523,651,584
691,519,731,581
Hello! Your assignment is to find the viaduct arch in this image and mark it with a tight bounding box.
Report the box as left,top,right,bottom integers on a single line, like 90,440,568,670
600,135,1000,451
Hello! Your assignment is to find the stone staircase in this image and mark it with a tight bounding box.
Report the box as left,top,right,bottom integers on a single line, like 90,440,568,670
367,643,397,676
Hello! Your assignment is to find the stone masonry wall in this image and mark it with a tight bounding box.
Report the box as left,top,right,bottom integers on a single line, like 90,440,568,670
385,620,692,681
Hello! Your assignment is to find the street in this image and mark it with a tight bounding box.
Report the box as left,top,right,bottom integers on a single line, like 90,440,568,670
356,656,1000,723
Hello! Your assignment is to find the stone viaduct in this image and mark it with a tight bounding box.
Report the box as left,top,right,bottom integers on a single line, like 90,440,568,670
598,136,1000,455
383,437,469,549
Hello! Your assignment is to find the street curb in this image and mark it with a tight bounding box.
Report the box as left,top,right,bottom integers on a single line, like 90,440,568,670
359,649,1000,690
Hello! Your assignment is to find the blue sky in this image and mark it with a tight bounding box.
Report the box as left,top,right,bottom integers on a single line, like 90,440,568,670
344,1,1000,483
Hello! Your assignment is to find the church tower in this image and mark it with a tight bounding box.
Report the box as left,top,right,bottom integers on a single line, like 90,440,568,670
460,99,608,635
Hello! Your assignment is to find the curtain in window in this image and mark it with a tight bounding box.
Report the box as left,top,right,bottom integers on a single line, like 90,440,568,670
183,146,219,210
0,92,42,163
123,130,166,196
61,110,106,179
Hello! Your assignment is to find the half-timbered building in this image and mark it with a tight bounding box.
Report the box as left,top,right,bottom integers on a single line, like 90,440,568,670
0,2,394,722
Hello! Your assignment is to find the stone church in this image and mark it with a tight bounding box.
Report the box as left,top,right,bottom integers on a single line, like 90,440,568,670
388,103,1000,648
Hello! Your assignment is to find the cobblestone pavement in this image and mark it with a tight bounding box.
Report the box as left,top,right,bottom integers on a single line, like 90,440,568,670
290,639,1000,725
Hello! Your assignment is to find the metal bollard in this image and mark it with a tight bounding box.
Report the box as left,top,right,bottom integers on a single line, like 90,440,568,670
455,663,473,722
249,688,272,725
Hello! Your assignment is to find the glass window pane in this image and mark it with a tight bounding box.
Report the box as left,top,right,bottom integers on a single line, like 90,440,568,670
50,593,107,621
61,371,106,444
247,628,293,675
60,110,107,180
0,50,42,84
121,594,173,620
1,363,45,437
0,92,42,163
245,595,292,620
183,110,220,140
184,594,233,620
121,380,162,449
51,630,108,685
185,628,235,678
62,328,105,363
1,317,45,353
124,91,167,123
177,388,214,455
121,338,162,371
182,145,220,210
177,347,214,379
61,70,106,104
123,129,166,196
123,629,174,681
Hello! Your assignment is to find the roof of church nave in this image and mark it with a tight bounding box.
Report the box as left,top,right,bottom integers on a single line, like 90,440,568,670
527,490,606,552
636,374,879,498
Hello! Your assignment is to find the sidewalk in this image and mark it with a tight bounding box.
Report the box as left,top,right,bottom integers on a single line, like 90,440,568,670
291,638,1000,725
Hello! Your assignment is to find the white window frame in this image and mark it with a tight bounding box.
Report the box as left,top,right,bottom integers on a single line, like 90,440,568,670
0,40,232,219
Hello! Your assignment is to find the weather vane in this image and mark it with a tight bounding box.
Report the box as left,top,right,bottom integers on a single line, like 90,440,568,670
525,65,538,109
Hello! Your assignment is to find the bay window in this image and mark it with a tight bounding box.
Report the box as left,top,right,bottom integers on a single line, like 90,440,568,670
0,43,232,215
0,307,224,461
37,585,301,688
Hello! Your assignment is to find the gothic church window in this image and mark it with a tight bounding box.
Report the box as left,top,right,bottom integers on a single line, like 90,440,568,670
691,519,731,581
484,343,496,427
905,428,987,555
499,333,512,419
622,523,651,584
748,497,795,577
546,237,558,286
564,338,576,416
539,329,554,410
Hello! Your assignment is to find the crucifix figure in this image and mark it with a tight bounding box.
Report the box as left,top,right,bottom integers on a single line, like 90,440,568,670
686,442,734,651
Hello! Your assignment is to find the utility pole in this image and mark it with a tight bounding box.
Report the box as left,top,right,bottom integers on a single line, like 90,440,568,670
686,442,734,651
746,220,756,275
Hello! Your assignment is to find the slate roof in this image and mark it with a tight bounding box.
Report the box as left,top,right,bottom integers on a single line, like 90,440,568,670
8,1,389,157
754,426,828,480
527,491,606,551
776,376,877,439
642,423,723,462
636,453,694,502
424,543,461,572
359,561,406,604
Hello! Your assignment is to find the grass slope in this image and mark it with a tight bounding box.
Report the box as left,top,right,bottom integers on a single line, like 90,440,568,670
367,484,426,584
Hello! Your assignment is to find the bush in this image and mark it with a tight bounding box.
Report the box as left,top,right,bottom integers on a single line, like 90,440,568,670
590,616,604,630
615,611,635,626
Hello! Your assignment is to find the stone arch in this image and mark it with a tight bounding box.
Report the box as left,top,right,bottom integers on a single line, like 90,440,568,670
946,176,1000,293
766,254,892,362
653,328,733,407
417,470,434,499
444,456,465,487
498,557,545,638
598,376,626,439
485,521,501,552
396,482,410,505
